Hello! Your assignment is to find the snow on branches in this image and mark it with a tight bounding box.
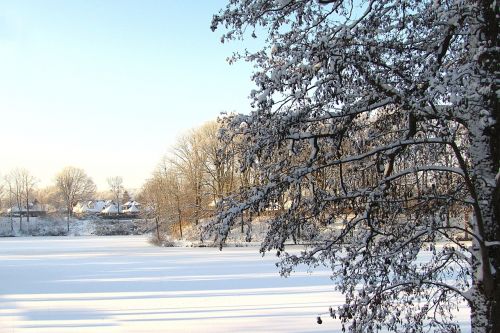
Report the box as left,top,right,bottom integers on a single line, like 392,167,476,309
208,1,499,332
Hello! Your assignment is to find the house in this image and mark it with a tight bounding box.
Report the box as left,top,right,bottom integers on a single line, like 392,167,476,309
5,200,47,217
72,202,86,215
122,201,141,214
122,202,140,216
73,200,108,215
122,201,139,209
72,199,142,219
101,203,120,215
87,200,108,214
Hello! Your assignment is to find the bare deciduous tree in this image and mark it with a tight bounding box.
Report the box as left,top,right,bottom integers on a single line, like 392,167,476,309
20,170,37,224
171,132,208,225
55,166,96,230
199,121,237,204
3,175,15,231
107,176,124,214
141,159,188,242
5,168,37,231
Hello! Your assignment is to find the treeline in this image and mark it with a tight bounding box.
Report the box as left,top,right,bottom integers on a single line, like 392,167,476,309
139,120,245,242
142,111,472,244
0,167,129,231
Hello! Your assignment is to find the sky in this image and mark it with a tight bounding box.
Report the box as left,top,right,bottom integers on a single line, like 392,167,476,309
0,0,255,191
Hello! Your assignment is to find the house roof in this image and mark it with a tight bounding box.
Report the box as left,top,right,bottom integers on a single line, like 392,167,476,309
102,204,119,214
125,205,140,213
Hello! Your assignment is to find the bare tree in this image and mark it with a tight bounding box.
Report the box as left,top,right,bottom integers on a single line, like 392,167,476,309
158,160,186,239
37,185,62,215
0,178,10,233
20,169,37,223
143,122,243,239
141,159,187,242
55,166,96,230
210,1,499,332
199,121,237,204
0,179,3,214
5,168,36,231
141,176,168,242
107,176,124,214
122,190,132,205
170,132,207,225
3,175,15,231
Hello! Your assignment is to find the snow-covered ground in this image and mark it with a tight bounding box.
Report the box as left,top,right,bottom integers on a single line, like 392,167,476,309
0,236,472,332
0,217,144,237
0,236,339,333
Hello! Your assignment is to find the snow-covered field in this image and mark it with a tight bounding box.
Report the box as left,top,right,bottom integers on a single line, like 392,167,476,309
0,217,141,237
0,236,339,333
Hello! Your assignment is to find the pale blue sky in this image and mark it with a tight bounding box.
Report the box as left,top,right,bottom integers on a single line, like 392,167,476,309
0,0,255,191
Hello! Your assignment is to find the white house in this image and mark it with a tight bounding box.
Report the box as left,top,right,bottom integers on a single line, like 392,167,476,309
73,200,108,215
101,203,120,215
72,199,141,218
123,204,140,215
5,201,47,217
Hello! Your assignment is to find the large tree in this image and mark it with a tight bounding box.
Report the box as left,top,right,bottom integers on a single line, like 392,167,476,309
141,158,189,242
141,174,169,243
199,121,237,203
209,1,498,332
170,131,208,225
55,166,96,229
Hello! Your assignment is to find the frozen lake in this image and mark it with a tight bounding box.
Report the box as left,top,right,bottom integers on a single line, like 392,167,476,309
0,236,338,333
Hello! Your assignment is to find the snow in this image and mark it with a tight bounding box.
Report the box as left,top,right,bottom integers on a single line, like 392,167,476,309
0,231,472,332
123,201,140,207
0,216,154,242
0,218,97,237
123,205,139,213
102,204,120,214
0,236,339,333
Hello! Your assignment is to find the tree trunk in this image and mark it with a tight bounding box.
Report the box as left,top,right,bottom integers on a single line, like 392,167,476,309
155,217,161,242
9,194,13,233
26,197,30,223
177,198,183,239
195,184,202,225
467,124,499,333
492,284,500,333
468,2,499,331
470,220,498,333
67,207,71,233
